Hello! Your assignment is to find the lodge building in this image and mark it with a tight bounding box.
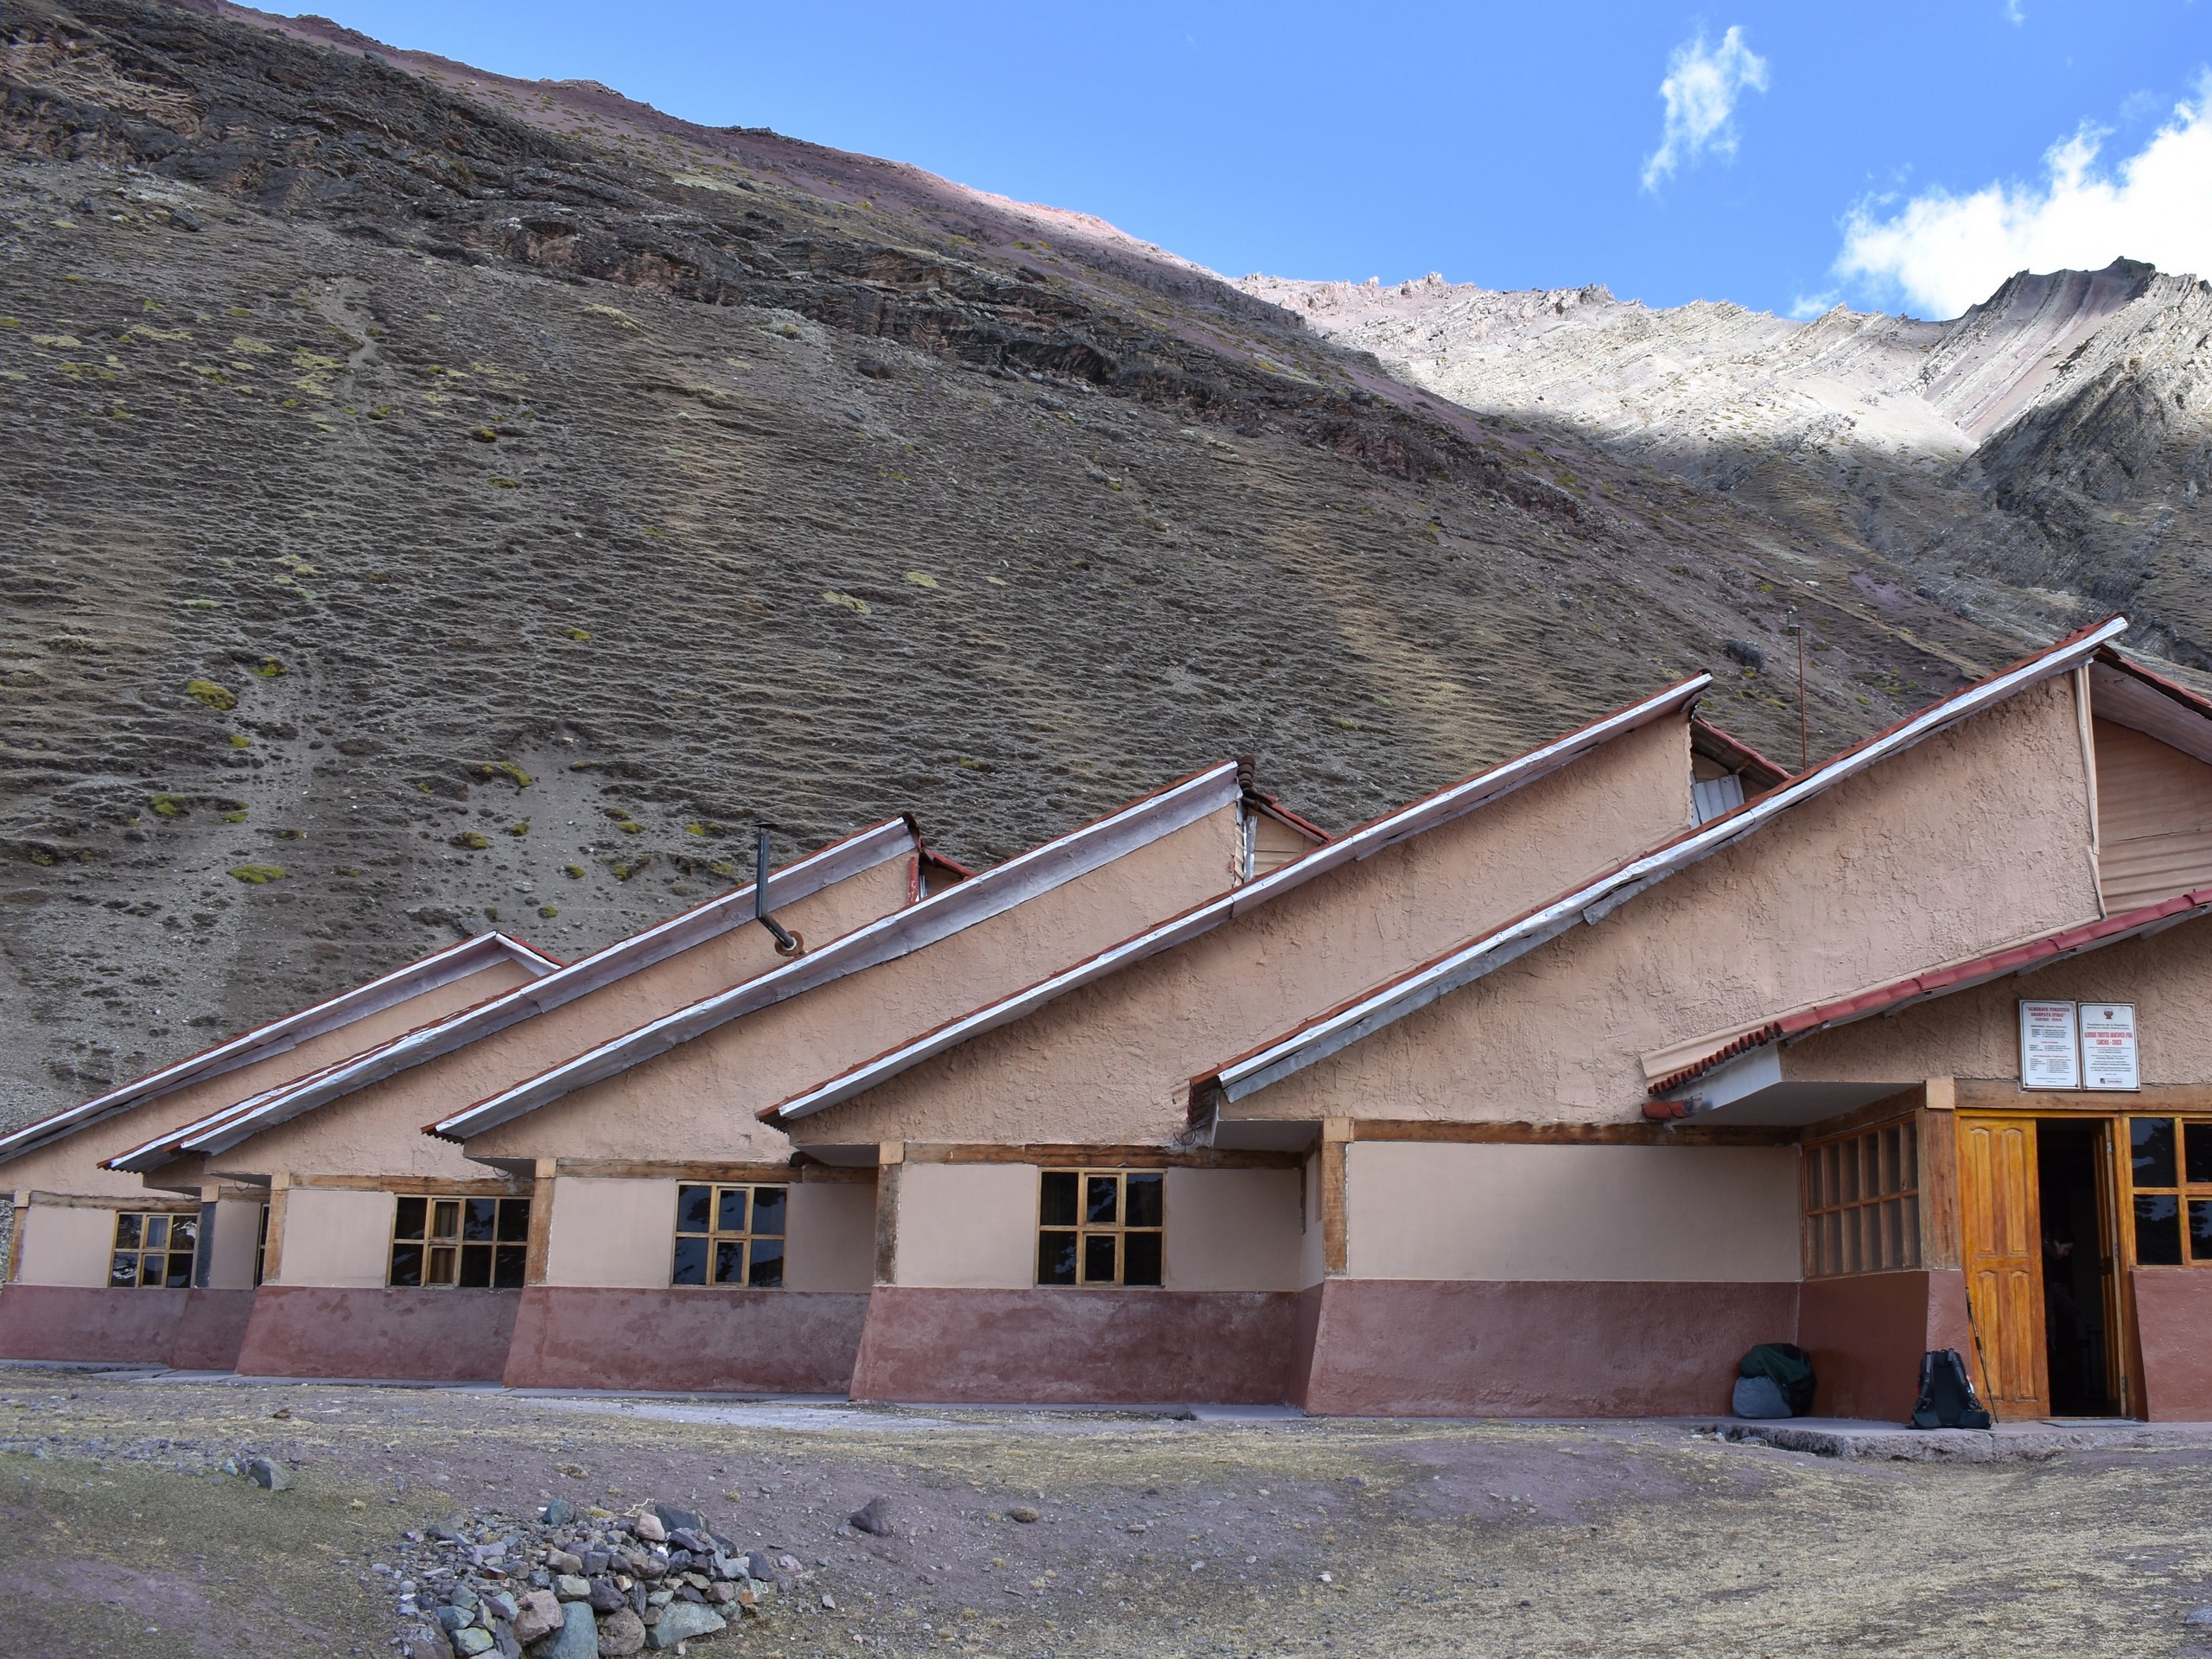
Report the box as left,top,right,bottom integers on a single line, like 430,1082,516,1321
6,615,2210,1423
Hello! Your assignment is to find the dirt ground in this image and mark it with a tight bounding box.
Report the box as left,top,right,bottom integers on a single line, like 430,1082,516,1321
3,1367,2210,1657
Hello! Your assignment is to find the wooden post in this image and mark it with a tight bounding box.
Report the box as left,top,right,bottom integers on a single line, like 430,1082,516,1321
874,1142,905,1287
1320,1119,1352,1276
1919,1080,1960,1270
261,1173,290,1287
3,1196,24,1286
523,1159,557,1287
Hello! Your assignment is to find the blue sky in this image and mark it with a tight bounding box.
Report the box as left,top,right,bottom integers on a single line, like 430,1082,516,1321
302,2,2210,319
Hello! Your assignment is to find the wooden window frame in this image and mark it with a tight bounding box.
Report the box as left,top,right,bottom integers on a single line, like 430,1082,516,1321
1036,1168,1166,1287
388,1194,531,1288
2122,1116,2212,1268
671,1183,788,1288
109,1209,199,1290
1803,1117,1922,1277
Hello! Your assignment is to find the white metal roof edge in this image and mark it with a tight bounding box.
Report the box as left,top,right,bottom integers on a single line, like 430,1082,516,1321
765,676,1713,1124
432,761,1246,1140
0,931,558,1168
1212,617,2131,1103
175,817,922,1157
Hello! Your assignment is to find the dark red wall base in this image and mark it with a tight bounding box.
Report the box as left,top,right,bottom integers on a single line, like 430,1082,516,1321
0,1284,191,1365
2133,1270,2212,1421
234,1287,518,1381
850,1287,1300,1404
1296,1279,1800,1417
1798,1271,1936,1422
502,1287,868,1393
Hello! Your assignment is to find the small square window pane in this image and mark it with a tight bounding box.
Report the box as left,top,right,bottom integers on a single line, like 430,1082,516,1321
496,1200,531,1243
2133,1119,2178,1189
1085,1176,1119,1225
717,1187,749,1234
172,1217,198,1253
1083,1233,1118,1284
2136,1194,2184,1265
2190,1199,2212,1263
428,1245,457,1285
752,1186,787,1237
713,1240,745,1285
390,1243,424,1287
1039,1173,1078,1228
145,1216,168,1249
493,1243,527,1289
110,1253,137,1289
2188,1122,2212,1186
458,1244,493,1288
1125,1173,1164,1228
138,1253,163,1287
747,1237,785,1287
393,1197,427,1241
432,1200,461,1242
1124,1232,1163,1287
463,1198,499,1243
671,1236,708,1287
677,1185,712,1233
1038,1230,1077,1285
163,1250,193,1289
113,1213,142,1250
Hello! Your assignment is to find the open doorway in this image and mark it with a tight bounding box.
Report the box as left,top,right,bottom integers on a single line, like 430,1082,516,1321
2036,1120,2122,1417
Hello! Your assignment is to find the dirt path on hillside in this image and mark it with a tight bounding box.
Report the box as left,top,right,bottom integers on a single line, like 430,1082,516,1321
3,1368,2209,1657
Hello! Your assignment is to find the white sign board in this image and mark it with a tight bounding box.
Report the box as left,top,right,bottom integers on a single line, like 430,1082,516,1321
2019,1000,2080,1089
2079,1002,2140,1091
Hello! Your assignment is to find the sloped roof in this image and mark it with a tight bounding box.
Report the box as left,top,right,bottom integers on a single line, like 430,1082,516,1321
0,931,562,1168
425,760,1249,1141
1190,616,2133,1114
100,817,919,1172
763,673,1713,1125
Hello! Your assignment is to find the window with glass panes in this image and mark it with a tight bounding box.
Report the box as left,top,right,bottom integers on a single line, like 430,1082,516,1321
1803,1119,1921,1276
1037,1169,1164,1287
671,1184,785,1287
2127,1117,2212,1266
109,1211,197,1288
387,1195,530,1287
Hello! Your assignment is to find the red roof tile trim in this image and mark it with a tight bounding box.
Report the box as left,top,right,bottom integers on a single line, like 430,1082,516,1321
1646,885,2212,1099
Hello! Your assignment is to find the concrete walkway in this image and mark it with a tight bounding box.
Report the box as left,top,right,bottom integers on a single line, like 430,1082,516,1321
1701,1414,2212,1461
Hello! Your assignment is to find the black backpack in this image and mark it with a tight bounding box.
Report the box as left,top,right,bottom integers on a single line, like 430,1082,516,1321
1738,1342,1817,1416
1910,1349,1993,1429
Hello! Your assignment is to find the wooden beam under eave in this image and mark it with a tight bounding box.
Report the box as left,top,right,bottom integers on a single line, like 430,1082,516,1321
523,1158,556,1287
1320,1118,1351,1277
1920,1085,1961,1271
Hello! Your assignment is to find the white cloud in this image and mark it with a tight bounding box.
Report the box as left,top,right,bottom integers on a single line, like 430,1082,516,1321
2004,0,2024,25
1641,26,1770,192
1836,82,2212,317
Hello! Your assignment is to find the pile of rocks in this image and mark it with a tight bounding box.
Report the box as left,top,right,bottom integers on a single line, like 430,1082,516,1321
395,1498,804,1657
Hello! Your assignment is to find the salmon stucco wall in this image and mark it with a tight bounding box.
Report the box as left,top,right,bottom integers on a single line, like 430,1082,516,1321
468,799,1248,1163
223,856,913,1180
0,957,537,1202
1249,677,2103,1128
800,713,1695,1150
893,1164,1036,1288
14,1203,124,1287
2133,1269,2212,1421
1345,1142,1802,1282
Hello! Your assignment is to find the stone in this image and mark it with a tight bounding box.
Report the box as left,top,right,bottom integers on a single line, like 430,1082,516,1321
847,1497,893,1536
582,1552,612,1576
513,1590,563,1645
245,1457,290,1491
587,1580,626,1615
543,1500,575,1528
742,1550,775,1582
437,1606,472,1634
485,1592,521,1623
645,1603,726,1649
554,1575,591,1602
449,1630,494,1657
652,1504,704,1536
595,1608,645,1657
2188,1608,2212,1627
630,1512,665,1543
1007,1507,1039,1523
532,1601,594,1659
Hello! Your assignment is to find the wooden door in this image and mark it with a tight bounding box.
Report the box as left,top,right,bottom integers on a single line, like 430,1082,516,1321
1958,1115,2048,1420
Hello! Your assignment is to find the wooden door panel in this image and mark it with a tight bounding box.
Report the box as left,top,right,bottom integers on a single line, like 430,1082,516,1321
1959,1116,2049,1420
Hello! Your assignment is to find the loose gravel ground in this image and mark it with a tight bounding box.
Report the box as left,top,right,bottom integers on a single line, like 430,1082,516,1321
3,1366,2211,1657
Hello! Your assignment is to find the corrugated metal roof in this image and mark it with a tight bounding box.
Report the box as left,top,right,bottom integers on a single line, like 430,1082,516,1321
0,931,563,1168
1646,884,2212,1102
1194,616,2133,1112
428,760,1249,1141
765,674,1713,1125
100,817,921,1171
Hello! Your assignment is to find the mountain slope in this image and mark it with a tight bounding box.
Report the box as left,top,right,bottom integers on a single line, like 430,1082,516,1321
0,0,2130,1126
